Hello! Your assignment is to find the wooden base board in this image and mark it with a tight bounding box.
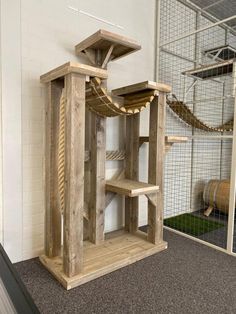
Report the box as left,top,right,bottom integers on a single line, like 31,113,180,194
40,231,167,290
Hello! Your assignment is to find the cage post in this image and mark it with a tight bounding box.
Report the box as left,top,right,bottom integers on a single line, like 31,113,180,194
226,62,236,253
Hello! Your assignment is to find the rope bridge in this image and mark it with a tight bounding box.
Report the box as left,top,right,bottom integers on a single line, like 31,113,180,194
167,95,233,132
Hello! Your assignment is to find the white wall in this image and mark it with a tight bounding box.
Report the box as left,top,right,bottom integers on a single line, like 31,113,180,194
0,1,2,244
0,0,23,261
0,0,156,262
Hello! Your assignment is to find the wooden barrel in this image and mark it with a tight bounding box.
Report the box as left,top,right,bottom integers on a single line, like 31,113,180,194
203,179,232,214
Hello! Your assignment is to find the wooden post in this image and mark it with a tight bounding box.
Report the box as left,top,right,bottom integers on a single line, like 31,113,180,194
45,80,63,257
147,93,166,244
89,113,106,244
63,73,86,277
125,114,140,233
89,49,106,244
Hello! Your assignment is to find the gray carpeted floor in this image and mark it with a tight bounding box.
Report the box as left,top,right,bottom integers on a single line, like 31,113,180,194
15,230,236,314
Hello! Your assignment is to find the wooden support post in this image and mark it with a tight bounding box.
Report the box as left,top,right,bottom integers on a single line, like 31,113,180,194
89,113,106,244
125,113,140,233
45,80,63,257
63,73,86,277
147,94,166,244
83,108,91,241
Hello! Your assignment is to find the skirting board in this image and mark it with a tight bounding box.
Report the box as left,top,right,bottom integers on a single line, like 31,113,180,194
40,231,167,290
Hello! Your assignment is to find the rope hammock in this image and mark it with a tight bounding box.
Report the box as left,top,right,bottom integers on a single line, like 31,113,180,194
167,95,233,132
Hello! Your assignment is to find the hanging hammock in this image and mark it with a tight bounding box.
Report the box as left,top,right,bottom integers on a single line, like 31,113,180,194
167,95,233,132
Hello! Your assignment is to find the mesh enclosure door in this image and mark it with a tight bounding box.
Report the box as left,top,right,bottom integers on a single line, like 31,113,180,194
159,0,236,251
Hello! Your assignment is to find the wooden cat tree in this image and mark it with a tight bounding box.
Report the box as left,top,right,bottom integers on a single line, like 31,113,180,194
40,30,174,290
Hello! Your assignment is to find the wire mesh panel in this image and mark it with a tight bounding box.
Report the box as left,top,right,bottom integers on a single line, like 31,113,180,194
159,0,236,251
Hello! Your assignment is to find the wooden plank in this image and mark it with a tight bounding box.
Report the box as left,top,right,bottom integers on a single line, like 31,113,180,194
39,231,167,290
89,113,106,244
63,73,86,277
165,136,189,143
106,179,159,197
112,81,171,96
84,108,91,240
40,62,108,83
125,114,140,233
147,93,166,244
45,80,62,257
84,48,96,65
101,44,114,69
75,29,141,61
139,135,188,147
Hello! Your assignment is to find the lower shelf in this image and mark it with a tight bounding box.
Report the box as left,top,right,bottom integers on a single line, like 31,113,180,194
40,231,167,290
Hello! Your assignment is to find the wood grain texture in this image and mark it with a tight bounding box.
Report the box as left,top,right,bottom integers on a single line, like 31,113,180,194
84,107,92,241
89,113,106,244
139,135,188,152
75,29,141,62
147,93,166,244
112,81,171,96
125,114,140,233
40,62,108,83
40,230,167,290
101,44,114,68
63,73,86,277
106,179,159,197
45,81,63,257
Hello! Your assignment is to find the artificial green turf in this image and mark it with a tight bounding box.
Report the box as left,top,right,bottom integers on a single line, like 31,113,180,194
164,213,224,236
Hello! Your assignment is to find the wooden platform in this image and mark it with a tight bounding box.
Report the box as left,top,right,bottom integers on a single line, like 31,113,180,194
40,61,108,83
105,179,159,197
75,29,141,62
112,80,171,96
182,59,235,80
40,231,167,290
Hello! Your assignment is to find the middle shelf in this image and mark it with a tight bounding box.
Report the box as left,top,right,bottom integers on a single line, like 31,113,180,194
105,179,159,197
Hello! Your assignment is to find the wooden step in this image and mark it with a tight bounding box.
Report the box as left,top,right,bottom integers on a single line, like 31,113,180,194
105,179,159,197
112,80,171,96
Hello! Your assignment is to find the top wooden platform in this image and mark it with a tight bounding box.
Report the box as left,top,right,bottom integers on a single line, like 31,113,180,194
182,59,235,80
112,81,171,96
75,29,141,61
40,61,108,83
105,179,159,197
